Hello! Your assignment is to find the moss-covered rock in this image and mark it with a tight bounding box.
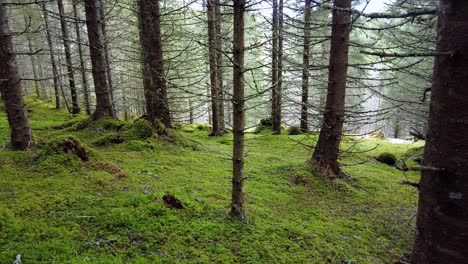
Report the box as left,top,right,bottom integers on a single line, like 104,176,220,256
376,152,397,166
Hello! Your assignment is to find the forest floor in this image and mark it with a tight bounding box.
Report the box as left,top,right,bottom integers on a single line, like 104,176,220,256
0,99,423,263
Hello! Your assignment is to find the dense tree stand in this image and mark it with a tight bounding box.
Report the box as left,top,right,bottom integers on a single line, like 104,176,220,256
409,1,468,263
311,0,351,177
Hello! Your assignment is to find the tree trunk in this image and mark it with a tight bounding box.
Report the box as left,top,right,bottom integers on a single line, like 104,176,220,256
231,0,246,220
42,2,61,109
72,0,92,115
208,0,222,136
138,0,171,129
215,0,225,132
24,16,41,99
410,1,468,263
271,0,279,134
300,0,311,133
84,0,116,120
273,0,283,134
58,0,80,114
0,5,32,150
99,0,116,115
137,0,154,120
311,0,351,177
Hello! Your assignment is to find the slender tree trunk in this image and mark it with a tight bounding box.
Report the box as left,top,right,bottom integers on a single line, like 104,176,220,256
99,0,116,115
410,1,468,263
231,0,246,220
271,0,279,133
300,0,311,133
84,0,116,120
208,0,222,136
24,17,41,99
215,0,225,132
0,5,32,150
72,0,92,115
189,99,194,124
138,0,171,129
58,0,80,114
42,2,61,109
273,0,283,133
311,0,351,177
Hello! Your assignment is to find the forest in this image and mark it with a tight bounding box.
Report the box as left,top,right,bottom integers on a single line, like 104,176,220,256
0,0,467,263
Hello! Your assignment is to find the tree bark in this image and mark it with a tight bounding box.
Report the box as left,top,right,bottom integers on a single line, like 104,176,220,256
138,0,171,129
42,2,61,109
410,1,468,263
137,0,154,120
311,0,351,176
231,0,246,220
208,0,222,136
99,0,116,115
84,0,116,119
24,16,41,99
300,0,311,133
215,0,225,132
72,0,92,115
58,0,80,114
271,0,279,133
273,0,283,133
0,4,32,150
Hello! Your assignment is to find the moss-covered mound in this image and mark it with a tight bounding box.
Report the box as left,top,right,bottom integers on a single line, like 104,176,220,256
91,119,154,147
287,126,302,135
376,152,397,166
39,136,92,162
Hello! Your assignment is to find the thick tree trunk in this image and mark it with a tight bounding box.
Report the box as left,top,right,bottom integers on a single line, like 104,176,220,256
99,0,116,115
410,1,468,263
0,5,32,150
137,0,154,120
72,0,92,115
58,0,80,114
311,0,351,176
42,2,61,109
231,0,246,220
300,0,311,133
138,0,171,129
84,0,116,119
208,0,222,136
271,0,279,133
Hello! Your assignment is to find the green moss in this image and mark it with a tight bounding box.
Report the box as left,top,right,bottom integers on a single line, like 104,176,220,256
122,119,154,140
0,98,423,263
123,140,159,151
91,132,124,146
38,135,93,163
96,117,125,130
71,118,91,131
0,208,20,240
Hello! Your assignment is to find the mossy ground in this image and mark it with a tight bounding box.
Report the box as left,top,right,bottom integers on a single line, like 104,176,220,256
0,99,423,263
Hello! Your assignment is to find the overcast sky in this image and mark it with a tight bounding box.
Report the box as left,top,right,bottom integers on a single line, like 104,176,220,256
356,0,393,13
